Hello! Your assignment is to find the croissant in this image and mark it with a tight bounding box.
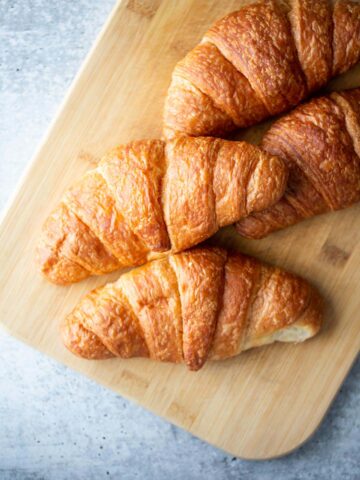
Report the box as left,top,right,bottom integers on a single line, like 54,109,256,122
62,247,323,371
36,136,286,284
163,0,360,139
236,88,360,238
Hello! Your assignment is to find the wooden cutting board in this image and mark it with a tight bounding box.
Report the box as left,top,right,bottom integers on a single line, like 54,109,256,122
0,0,359,460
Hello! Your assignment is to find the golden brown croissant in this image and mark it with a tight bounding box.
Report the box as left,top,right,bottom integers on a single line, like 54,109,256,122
36,137,286,284
62,247,323,371
163,0,360,139
236,88,360,238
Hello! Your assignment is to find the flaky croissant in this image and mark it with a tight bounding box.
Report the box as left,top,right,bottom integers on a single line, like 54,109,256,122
36,137,286,284
163,0,360,139
236,88,360,238
62,247,323,371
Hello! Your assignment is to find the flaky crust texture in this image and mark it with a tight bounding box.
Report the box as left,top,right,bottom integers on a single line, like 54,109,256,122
62,247,323,371
163,0,360,139
36,137,287,284
236,88,360,238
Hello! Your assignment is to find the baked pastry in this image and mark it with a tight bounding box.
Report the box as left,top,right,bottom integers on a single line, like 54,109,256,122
163,0,360,139
36,136,287,284
236,88,360,238
62,247,323,371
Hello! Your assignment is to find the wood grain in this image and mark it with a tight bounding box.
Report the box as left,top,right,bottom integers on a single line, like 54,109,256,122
0,0,360,459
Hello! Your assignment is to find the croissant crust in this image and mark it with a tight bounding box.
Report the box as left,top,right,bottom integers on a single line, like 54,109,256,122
37,137,287,284
62,248,323,371
163,0,360,138
236,88,360,238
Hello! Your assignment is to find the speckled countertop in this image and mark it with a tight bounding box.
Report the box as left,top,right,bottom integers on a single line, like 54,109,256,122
0,1,359,479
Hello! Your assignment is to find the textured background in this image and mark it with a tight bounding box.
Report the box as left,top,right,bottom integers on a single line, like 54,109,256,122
0,1,359,479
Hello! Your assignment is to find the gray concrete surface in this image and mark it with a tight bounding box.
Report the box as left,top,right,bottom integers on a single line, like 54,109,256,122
0,1,359,478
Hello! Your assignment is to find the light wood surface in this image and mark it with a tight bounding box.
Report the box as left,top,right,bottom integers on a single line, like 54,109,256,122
0,0,359,459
